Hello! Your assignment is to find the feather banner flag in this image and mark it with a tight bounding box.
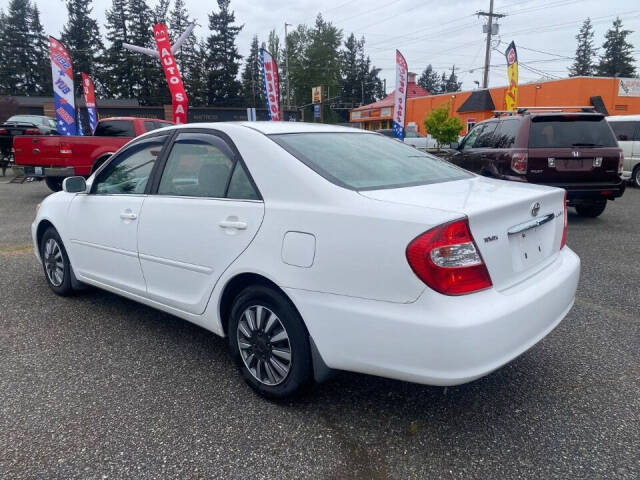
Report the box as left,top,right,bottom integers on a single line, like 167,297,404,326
81,73,98,134
505,41,519,111
49,37,76,135
392,50,408,140
260,49,281,121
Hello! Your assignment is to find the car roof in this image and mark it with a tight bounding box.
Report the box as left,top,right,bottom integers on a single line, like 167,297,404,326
606,114,640,122
236,121,370,135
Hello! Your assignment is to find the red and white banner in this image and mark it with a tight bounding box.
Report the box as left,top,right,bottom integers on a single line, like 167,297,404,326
260,49,281,121
81,73,98,134
49,37,76,135
392,50,408,140
153,24,188,124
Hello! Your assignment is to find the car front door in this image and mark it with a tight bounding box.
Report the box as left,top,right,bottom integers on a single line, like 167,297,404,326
67,135,168,295
450,123,486,171
136,131,265,315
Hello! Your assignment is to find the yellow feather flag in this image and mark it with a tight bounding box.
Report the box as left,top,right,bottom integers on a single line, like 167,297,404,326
505,42,518,111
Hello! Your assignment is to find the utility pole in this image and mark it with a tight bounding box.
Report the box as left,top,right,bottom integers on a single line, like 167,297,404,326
477,0,505,88
284,22,292,110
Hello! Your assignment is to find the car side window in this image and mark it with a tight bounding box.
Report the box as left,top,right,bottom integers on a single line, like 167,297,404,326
158,133,235,198
93,136,166,195
461,124,485,150
610,121,639,141
494,120,519,148
227,162,260,200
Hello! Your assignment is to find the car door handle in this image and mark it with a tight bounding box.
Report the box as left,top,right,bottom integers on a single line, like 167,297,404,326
219,220,247,230
119,211,137,220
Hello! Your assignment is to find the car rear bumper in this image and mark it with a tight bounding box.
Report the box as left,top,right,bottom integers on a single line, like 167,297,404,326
542,180,626,204
286,247,580,386
12,165,75,177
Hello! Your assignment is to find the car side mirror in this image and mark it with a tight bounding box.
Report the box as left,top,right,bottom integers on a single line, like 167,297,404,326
449,141,460,150
62,176,87,193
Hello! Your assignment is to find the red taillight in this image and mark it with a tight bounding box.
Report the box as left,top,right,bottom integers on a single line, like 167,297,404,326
24,128,41,135
0,128,8,134
406,218,492,295
560,191,568,249
618,151,624,175
59,142,72,155
511,152,528,174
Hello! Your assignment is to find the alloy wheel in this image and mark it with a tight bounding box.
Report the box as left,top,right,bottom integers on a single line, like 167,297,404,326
43,238,64,287
236,305,292,386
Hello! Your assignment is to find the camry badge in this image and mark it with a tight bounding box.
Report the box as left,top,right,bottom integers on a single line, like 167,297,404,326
531,201,541,217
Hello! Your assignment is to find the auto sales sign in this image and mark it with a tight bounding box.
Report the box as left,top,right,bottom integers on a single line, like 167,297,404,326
392,50,408,140
260,49,281,121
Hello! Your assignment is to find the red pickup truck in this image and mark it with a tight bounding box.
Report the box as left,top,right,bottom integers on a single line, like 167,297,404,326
13,117,172,191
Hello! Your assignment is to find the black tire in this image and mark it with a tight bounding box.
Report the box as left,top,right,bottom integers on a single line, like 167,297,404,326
575,201,607,218
228,285,312,399
632,165,640,188
45,176,64,192
40,227,74,296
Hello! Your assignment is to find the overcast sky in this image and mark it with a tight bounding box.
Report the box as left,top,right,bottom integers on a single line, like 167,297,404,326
34,0,640,93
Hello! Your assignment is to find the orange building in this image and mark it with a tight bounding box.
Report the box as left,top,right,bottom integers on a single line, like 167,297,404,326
350,76,640,135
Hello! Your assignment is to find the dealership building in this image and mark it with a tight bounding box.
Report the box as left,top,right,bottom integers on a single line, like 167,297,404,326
349,76,640,135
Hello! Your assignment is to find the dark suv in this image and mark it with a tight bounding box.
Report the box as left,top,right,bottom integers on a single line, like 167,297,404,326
449,108,625,217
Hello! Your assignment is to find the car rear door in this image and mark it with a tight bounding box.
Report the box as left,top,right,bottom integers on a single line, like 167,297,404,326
609,120,640,175
526,115,620,184
67,134,169,295
136,130,264,315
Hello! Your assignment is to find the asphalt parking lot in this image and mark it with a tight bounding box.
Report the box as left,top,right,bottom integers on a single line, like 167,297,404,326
0,178,638,480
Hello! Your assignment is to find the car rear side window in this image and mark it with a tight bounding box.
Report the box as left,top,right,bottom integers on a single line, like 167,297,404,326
609,121,639,141
158,133,235,198
529,116,617,148
94,120,135,137
493,120,519,148
271,132,470,190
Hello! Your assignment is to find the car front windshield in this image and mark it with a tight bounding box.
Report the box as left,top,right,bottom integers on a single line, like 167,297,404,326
270,132,470,190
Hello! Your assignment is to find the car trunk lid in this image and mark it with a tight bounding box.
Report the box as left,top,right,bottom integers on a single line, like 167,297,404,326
359,176,566,291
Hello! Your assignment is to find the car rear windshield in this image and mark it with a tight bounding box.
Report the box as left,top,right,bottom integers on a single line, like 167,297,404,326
529,116,617,148
7,115,45,125
94,120,135,137
270,132,471,190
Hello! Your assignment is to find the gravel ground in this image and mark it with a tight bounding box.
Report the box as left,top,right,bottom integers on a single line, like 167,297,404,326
1,178,638,480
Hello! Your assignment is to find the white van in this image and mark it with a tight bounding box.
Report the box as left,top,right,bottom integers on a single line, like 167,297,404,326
607,115,640,187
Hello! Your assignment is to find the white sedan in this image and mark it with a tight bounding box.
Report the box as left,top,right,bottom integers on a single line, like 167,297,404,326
32,122,580,398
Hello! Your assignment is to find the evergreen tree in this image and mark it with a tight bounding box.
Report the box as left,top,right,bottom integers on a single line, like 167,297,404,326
0,8,9,94
340,33,382,107
286,24,310,107
169,0,204,107
241,35,263,107
596,17,636,77
439,72,447,94
186,40,209,106
27,4,51,95
443,65,462,93
2,0,34,95
127,0,163,104
569,18,597,76
205,0,243,106
60,0,104,96
153,0,170,24
102,0,133,98
418,64,440,94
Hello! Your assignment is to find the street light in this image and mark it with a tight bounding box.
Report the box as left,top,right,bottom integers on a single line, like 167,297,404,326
284,22,292,110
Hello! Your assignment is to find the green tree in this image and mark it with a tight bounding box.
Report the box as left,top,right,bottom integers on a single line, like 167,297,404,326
0,8,6,94
423,102,463,148
569,18,597,77
596,17,636,77
153,0,170,24
418,64,440,94
340,33,383,107
28,4,51,95
241,35,263,107
286,24,310,108
2,0,34,95
205,0,243,106
443,65,462,93
102,0,134,98
60,0,104,95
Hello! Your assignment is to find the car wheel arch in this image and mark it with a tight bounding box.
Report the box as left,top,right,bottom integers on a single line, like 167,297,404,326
36,219,56,253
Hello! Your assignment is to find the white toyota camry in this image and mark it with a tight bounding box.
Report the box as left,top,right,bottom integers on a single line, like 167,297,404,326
32,122,580,398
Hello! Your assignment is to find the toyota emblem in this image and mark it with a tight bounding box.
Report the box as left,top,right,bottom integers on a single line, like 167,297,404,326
531,201,541,217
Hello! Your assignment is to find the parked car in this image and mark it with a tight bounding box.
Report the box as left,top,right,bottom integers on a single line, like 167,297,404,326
449,107,625,217
32,122,579,399
13,117,172,191
0,115,58,175
375,128,437,149
607,114,640,187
